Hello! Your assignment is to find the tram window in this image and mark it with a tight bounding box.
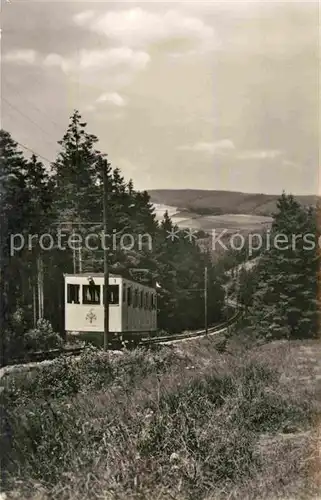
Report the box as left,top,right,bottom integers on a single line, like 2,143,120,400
83,285,100,304
123,285,126,303
103,285,119,305
145,292,148,309
140,290,143,308
152,294,156,309
67,284,80,304
127,287,132,306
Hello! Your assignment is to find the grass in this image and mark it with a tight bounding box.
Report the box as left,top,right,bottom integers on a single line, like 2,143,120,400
1,337,320,499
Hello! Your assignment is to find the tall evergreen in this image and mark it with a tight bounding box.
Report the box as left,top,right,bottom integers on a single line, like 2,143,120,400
249,193,320,339
0,132,56,360
154,212,224,332
53,110,101,223
0,131,31,324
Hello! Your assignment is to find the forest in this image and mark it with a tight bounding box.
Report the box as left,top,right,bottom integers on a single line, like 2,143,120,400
0,111,225,363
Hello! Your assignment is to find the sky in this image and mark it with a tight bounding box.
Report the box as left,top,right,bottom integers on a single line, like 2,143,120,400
1,0,319,195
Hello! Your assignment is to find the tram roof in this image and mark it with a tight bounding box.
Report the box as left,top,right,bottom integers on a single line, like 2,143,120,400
64,273,121,278
63,273,156,290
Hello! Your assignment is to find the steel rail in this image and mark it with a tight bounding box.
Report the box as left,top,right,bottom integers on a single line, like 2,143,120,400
1,306,243,371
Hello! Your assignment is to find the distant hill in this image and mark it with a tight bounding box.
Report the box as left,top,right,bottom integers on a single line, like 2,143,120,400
148,189,319,216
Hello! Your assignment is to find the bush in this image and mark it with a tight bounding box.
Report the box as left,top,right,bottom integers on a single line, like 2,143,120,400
3,306,30,360
23,319,63,352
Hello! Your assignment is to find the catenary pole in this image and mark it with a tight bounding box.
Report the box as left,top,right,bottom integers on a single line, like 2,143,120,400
102,159,110,351
204,266,208,334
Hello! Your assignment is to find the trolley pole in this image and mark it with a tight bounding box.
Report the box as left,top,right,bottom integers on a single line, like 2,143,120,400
204,266,208,334
102,159,110,351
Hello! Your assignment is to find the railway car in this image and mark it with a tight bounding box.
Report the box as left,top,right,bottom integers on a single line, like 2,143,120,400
64,273,157,344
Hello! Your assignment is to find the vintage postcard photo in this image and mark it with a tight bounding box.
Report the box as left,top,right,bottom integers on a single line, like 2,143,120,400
1,1,320,499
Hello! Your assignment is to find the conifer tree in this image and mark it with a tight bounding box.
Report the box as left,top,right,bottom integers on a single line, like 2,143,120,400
0,131,33,361
24,154,55,324
53,110,103,222
154,212,224,332
0,131,30,315
249,193,319,339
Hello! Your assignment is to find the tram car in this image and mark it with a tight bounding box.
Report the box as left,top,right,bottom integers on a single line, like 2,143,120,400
64,273,157,345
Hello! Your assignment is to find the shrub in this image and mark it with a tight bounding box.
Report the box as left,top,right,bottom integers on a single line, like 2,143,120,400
3,306,30,360
23,319,63,352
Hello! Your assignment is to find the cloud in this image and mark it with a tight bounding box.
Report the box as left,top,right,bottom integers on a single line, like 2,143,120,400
3,49,37,65
43,47,150,73
85,93,126,115
43,53,70,72
73,7,216,52
96,92,126,107
178,140,235,155
282,159,300,169
236,150,283,160
42,47,150,90
169,50,198,59
177,143,287,165
73,10,95,25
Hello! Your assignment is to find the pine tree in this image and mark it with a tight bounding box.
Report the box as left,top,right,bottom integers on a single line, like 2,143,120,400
237,267,258,310
51,114,158,276
0,131,32,362
249,193,320,339
52,110,102,224
154,212,224,332
25,154,55,232
24,154,55,324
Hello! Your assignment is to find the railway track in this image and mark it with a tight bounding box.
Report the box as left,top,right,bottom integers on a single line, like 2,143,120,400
140,309,241,345
1,258,252,370
0,306,242,371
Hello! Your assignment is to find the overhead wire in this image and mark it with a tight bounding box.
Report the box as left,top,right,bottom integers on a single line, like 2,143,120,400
14,140,54,164
2,96,59,149
2,74,64,135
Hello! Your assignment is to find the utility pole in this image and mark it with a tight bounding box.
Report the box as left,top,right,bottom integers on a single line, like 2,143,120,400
78,245,82,273
0,211,8,367
102,159,110,351
204,266,208,334
78,222,82,272
72,229,76,274
37,254,44,319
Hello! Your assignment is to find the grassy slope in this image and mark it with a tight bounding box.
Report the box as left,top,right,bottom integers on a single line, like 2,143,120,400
148,189,319,216
2,338,321,500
